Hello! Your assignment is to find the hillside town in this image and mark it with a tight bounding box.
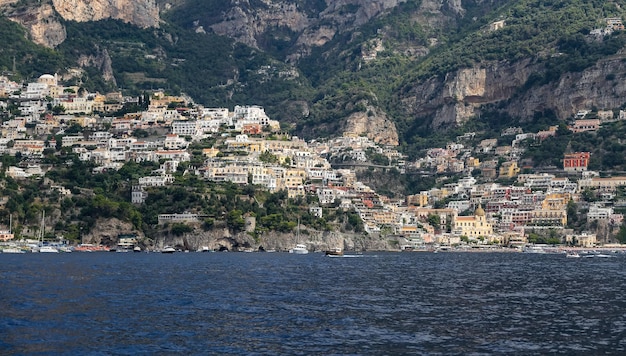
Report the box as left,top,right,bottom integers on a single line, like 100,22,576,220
1,73,626,251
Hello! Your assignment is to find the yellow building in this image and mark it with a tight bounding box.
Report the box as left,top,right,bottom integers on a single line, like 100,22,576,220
202,148,220,157
407,193,429,207
499,161,520,179
453,205,493,238
542,193,571,210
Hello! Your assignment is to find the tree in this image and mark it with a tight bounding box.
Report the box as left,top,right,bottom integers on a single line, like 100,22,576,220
616,225,626,244
427,214,441,231
567,199,578,228
52,105,65,115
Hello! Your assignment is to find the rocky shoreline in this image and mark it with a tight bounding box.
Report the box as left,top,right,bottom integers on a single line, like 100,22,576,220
79,218,396,252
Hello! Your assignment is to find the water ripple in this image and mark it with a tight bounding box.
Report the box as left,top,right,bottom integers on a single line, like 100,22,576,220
1,252,626,354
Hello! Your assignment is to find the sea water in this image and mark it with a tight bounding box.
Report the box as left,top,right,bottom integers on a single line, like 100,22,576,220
1,251,626,354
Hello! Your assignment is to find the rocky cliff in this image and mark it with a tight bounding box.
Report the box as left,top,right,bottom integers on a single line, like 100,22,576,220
52,0,159,28
401,60,537,127
508,53,626,120
401,52,626,127
83,218,394,251
201,0,468,61
2,0,160,47
343,104,399,146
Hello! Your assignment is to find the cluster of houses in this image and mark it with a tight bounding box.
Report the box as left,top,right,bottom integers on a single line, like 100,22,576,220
1,73,626,248
590,17,625,37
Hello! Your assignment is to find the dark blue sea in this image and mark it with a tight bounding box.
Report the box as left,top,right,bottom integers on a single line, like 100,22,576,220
2,251,626,355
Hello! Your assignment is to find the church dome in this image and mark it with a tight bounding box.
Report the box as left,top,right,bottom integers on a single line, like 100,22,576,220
475,204,485,216
38,74,56,85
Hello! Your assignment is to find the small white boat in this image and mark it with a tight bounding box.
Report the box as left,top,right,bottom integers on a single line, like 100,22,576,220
523,245,546,254
289,244,309,254
133,246,142,253
565,252,580,258
161,246,176,253
2,247,25,254
39,245,59,253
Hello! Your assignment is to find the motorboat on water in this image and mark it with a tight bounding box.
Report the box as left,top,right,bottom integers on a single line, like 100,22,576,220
289,244,309,254
325,247,344,256
133,246,142,253
523,245,547,254
565,251,581,258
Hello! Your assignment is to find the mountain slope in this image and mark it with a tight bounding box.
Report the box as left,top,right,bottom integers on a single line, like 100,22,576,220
2,0,626,155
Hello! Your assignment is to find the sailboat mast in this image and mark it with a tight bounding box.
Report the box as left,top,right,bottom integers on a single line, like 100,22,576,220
41,211,45,243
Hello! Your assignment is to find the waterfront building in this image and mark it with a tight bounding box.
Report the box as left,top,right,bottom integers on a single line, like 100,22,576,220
453,204,493,238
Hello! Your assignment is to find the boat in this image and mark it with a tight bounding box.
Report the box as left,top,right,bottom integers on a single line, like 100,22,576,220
161,246,176,253
38,211,58,253
74,244,110,252
289,243,309,254
523,245,547,254
289,218,308,254
325,247,344,256
565,251,581,258
39,245,59,253
133,246,142,253
2,247,25,254
198,246,211,252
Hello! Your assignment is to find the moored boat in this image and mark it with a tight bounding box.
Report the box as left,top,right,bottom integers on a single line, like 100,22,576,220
39,245,59,253
289,244,308,254
2,247,25,254
289,218,308,254
74,244,110,252
161,246,176,253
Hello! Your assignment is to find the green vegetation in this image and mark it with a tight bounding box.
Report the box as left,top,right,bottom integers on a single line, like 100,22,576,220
3,0,626,199
0,17,69,81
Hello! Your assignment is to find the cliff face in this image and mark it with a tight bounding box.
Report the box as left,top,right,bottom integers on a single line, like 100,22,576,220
52,0,159,27
509,55,626,120
401,60,537,128
344,104,399,146
2,0,160,47
204,0,468,61
83,218,393,251
401,54,626,127
6,4,67,48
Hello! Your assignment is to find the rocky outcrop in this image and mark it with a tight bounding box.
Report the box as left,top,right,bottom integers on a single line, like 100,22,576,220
508,54,626,120
402,53,626,128
2,0,160,47
82,218,144,246
155,226,394,252
344,104,399,146
81,217,395,252
209,1,310,49
52,0,159,28
401,59,537,128
5,4,66,48
77,48,117,86
205,0,416,60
